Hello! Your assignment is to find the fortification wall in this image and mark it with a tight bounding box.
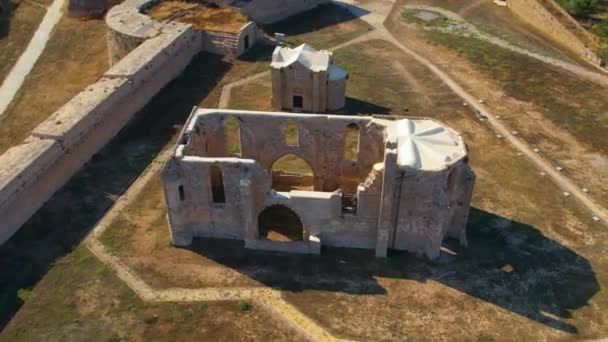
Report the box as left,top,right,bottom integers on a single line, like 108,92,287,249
105,0,164,65
0,23,201,245
507,0,603,67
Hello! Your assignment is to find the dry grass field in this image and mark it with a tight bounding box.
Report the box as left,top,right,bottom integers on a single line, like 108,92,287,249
386,4,608,210
0,14,108,155
1,1,606,340
91,40,608,340
0,0,46,84
148,0,249,33
0,7,371,333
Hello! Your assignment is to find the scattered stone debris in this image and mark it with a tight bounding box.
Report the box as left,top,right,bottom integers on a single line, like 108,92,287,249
563,192,571,197
593,216,600,222
555,166,563,171
540,171,546,176
533,148,540,153
582,187,589,193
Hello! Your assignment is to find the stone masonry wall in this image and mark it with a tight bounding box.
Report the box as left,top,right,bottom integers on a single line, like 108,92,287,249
0,24,201,245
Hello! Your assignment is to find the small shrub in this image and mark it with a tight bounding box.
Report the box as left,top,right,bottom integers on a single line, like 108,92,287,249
402,9,416,19
598,48,608,66
558,0,599,17
238,299,251,312
594,19,608,38
17,288,31,302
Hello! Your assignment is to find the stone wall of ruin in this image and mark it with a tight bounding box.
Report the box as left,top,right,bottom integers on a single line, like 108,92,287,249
507,0,603,66
162,110,476,259
0,23,200,245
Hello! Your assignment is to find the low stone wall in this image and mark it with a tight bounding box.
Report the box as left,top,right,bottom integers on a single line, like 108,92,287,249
202,22,260,57
0,23,201,245
507,0,603,67
107,0,261,64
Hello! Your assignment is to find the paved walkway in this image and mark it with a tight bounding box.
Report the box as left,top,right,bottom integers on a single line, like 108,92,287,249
335,0,608,223
0,0,65,117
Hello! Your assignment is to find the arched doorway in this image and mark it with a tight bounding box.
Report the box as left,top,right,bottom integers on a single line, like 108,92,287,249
271,154,314,191
258,205,304,241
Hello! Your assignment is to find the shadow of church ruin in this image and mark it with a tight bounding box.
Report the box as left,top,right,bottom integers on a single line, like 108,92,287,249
188,207,598,334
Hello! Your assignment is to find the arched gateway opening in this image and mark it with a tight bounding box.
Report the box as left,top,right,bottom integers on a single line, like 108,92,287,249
258,205,304,241
271,154,314,191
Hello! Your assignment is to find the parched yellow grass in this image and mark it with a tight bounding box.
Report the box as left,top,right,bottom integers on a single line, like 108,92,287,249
147,1,249,33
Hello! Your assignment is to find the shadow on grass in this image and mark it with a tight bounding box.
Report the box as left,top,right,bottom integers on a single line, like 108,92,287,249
339,97,391,115
0,52,231,330
187,207,597,333
261,3,369,37
0,0,13,39
238,43,274,63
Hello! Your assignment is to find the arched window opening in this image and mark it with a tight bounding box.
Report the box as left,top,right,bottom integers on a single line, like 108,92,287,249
258,205,304,241
344,123,360,161
224,116,242,157
284,119,299,146
271,154,314,191
209,165,226,203
178,185,185,201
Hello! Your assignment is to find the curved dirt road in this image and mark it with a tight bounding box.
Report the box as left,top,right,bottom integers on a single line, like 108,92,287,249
335,0,608,223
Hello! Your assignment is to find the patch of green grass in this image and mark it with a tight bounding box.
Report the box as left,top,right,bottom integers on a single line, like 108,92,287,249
402,9,416,19
594,19,608,37
238,299,252,312
16,289,30,303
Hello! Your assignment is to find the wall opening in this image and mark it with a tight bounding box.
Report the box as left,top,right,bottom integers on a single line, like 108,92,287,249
244,35,250,49
209,165,226,203
224,116,242,156
178,185,185,201
293,95,303,109
344,123,360,161
258,205,304,241
447,169,456,193
284,119,299,146
271,154,314,191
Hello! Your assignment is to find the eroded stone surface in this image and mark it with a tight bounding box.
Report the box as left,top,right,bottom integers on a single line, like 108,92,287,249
161,109,475,259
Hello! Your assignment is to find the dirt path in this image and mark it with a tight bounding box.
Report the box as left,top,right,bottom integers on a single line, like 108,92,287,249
402,4,608,86
219,31,379,108
0,0,65,117
335,0,608,223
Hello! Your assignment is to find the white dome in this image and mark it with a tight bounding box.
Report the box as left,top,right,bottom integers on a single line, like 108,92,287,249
396,118,466,171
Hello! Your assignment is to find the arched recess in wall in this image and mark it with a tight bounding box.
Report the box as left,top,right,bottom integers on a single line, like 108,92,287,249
209,165,226,203
224,116,242,156
344,123,360,162
270,154,314,191
258,205,304,241
284,119,299,146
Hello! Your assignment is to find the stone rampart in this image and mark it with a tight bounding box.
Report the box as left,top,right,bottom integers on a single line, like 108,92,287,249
0,23,200,245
